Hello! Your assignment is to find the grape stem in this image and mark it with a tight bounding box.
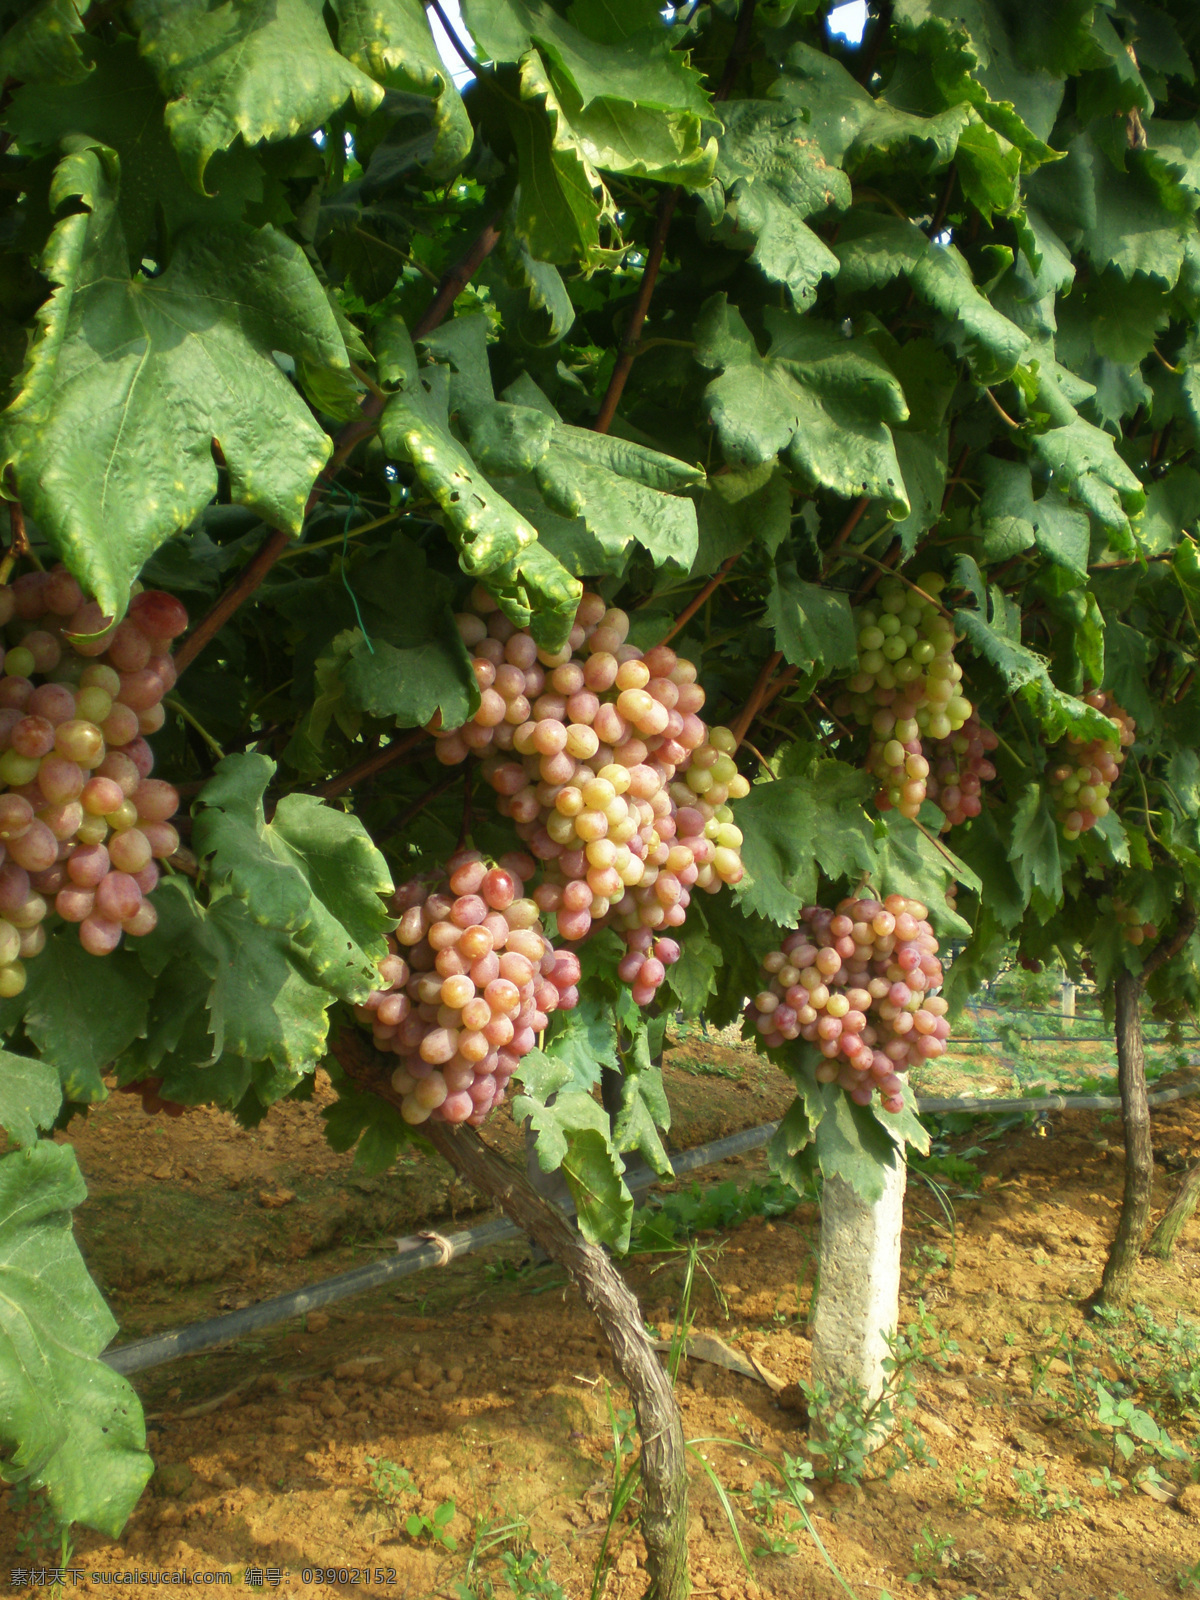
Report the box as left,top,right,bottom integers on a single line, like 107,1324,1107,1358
910,813,967,873
317,728,429,799
662,551,742,643
0,498,30,585
729,649,783,747
174,217,504,676
852,551,953,620
810,691,853,741
821,496,870,571
379,769,463,839
739,738,777,777
164,696,225,760
592,0,759,436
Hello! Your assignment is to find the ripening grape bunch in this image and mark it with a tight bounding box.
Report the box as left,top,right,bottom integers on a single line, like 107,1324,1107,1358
1112,898,1158,947
833,573,973,821
354,850,581,1127
1048,691,1135,840
745,894,949,1114
924,713,999,829
427,587,749,1008
0,569,188,991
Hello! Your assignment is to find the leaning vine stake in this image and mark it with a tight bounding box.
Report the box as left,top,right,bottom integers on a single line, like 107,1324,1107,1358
0,2,1199,1594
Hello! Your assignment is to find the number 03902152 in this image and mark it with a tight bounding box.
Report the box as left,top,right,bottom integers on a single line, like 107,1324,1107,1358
301,1569,397,1584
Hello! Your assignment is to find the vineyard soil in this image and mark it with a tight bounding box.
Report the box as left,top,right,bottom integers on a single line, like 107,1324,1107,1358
3,1061,1198,1598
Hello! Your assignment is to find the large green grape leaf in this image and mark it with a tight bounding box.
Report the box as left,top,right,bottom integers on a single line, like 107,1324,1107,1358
192,753,392,1004
775,42,970,174
1031,368,1145,541
1007,781,1063,913
0,926,153,1105
0,1053,61,1150
695,296,911,515
128,0,383,191
832,211,1029,379
381,358,541,578
1081,142,1191,287
6,42,265,266
472,375,703,571
0,1141,151,1534
765,561,858,675
464,0,715,261
891,0,1064,168
705,99,849,309
871,814,977,938
332,0,471,175
481,224,576,347
512,1049,632,1249
0,0,94,85
333,535,480,728
206,899,335,1068
1,141,344,618
735,747,877,924
980,457,1089,578
500,54,623,269
955,608,1117,744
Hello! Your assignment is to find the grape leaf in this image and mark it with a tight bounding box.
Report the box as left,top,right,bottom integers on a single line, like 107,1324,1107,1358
0,1052,62,1149
0,0,94,84
765,561,858,675
511,1049,632,1249
955,609,1118,744
768,1098,816,1194
813,1086,901,1203
831,211,1029,380
542,991,618,1090
3,926,154,1105
331,0,471,176
0,1141,151,1533
735,751,877,924
192,753,392,1005
871,813,978,938
979,457,1089,578
1007,781,1063,912
776,41,970,173
129,0,383,191
6,43,267,268
695,295,912,515
338,535,480,729
706,99,848,309
692,464,791,573
664,920,722,1017
1,141,345,618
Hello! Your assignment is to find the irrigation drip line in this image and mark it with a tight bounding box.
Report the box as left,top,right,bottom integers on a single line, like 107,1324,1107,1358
100,1081,1199,1379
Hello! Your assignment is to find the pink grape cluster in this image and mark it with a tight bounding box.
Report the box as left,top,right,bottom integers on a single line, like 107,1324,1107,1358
354,850,580,1127
833,574,973,821
745,894,949,1113
0,571,187,989
924,713,999,829
427,588,749,1006
1048,691,1134,840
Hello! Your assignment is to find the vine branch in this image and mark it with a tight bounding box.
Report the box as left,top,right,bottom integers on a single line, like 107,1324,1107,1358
662,551,742,643
592,0,758,435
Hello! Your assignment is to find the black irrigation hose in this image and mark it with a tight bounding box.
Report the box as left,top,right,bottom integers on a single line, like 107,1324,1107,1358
101,1083,1200,1377
101,1122,779,1376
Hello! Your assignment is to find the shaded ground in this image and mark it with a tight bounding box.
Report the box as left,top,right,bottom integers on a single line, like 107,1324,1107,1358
3,1039,1200,1599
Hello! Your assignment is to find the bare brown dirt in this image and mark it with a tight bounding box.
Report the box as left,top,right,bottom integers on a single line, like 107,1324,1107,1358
3,1039,1199,1600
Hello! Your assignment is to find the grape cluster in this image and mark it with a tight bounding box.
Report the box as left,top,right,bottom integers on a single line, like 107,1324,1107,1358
1048,692,1135,840
428,589,749,1004
0,571,187,990
834,574,973,820
1113,899,1158,947
745,894,948,1113
354,851,580,1127
925,713,999,828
